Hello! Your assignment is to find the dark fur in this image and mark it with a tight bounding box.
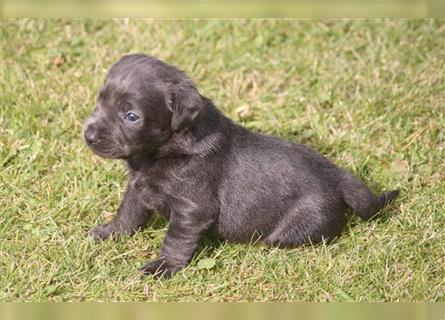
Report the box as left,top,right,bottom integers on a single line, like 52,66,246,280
83,54,399,278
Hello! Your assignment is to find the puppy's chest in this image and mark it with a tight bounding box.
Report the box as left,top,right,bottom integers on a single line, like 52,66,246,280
131,169,183,218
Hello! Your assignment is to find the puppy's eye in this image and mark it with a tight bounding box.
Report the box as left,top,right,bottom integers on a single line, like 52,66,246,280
124,112,140,122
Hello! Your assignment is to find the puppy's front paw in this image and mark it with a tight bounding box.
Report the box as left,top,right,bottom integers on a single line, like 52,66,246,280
88,223,115,240
140,258,180,278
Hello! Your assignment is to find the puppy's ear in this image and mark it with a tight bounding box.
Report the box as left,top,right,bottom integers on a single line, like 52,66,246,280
170,80,203,132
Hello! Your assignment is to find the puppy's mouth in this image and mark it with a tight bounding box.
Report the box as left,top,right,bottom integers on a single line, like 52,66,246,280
84,138,129,159
88,146,124,159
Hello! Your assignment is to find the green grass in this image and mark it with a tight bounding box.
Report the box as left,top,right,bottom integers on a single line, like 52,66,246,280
1,19,444,302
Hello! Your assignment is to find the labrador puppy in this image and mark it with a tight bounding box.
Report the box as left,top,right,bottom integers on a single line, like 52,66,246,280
83,54,399,278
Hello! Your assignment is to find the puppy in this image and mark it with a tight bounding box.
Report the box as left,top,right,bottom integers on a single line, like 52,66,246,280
83,54,399,277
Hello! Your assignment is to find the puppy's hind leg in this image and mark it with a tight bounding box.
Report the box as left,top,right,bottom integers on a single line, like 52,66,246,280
264,199,347,248
89,183,152,240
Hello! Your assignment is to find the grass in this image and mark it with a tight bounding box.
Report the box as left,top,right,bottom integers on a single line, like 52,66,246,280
1,19,444,302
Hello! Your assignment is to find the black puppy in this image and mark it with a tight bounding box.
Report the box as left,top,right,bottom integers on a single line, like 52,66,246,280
83,54,399,277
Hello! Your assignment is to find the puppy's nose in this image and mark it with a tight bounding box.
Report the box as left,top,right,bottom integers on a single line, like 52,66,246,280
84,128,99,145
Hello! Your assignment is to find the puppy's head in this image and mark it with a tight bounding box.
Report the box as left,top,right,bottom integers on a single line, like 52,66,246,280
83,54,203,159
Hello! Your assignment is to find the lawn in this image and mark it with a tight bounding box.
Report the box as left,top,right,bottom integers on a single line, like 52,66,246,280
1,19,444,302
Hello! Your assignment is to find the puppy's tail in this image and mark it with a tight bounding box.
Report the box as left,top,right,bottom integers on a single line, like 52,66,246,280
340,172,399,221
